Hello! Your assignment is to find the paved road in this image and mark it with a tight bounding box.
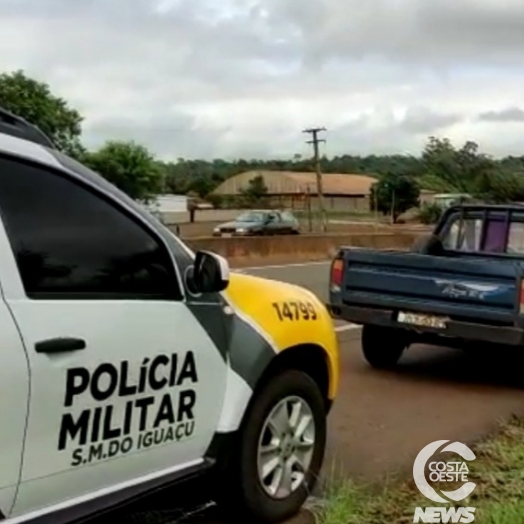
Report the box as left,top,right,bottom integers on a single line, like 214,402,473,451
116,260,524,523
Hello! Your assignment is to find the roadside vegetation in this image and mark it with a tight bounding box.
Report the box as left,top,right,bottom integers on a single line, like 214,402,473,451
419,202,445,224
316,415,524,524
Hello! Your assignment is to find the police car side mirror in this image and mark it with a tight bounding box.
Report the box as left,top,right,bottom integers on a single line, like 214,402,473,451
186,251,229,295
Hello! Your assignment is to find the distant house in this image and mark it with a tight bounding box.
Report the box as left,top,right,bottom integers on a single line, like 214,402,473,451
433,193,473,208
211,170,378,212
419,189,437,205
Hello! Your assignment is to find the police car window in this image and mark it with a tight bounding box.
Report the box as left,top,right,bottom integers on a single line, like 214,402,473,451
0,156,181,299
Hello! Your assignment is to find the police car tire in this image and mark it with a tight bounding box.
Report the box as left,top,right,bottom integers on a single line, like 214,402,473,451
221,369,326,523
362,324,406,369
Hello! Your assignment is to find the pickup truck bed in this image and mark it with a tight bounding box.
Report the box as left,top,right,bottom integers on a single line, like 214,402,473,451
327,247,524,367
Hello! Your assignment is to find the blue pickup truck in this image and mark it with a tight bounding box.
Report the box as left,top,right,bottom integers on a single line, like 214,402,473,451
327,204,524,368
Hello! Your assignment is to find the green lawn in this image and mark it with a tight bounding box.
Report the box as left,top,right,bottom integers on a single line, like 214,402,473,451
316,415,524,524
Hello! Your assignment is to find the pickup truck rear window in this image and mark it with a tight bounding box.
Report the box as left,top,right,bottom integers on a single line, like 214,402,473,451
443,218,482,251
483,219,507,252
508,222,524,254
443,211,524,255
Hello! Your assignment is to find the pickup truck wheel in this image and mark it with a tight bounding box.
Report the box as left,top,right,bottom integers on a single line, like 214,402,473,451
361,325,406,369
217,370,326,523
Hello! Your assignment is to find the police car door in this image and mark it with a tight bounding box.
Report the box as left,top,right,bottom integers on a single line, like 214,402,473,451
0,155,227,518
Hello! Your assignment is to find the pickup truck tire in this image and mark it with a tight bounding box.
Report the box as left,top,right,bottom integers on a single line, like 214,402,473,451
218,370,326,523
361,325,407,369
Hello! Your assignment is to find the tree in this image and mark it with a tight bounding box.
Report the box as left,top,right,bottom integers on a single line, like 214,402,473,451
0,70,84,157
84,141,162,201
240,175,268,204
419,137,497,194
473,169,524,203
371,172,420,223
420,136,462,190
419,202,444,224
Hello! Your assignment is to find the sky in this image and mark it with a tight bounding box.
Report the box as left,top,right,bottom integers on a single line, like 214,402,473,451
2,0,524,160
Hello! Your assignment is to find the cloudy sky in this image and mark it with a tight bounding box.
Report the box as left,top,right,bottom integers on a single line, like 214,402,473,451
2,0,524,159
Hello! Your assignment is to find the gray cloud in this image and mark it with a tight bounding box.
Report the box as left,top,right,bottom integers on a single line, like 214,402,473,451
83,109,292,159
478,107,524,123
398,107,463,134
258,0,524,67
84,112,229,159
328,107,464,156
1,0,524,158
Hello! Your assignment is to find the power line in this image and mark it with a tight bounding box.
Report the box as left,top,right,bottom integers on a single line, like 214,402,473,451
303,127,327,231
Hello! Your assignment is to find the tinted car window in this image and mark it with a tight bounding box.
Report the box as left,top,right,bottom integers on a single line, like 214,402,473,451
482,219,507,253
0,156,180,299
49,148,196,268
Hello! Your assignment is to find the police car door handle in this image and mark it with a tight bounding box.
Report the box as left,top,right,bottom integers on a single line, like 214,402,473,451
35,337,86,353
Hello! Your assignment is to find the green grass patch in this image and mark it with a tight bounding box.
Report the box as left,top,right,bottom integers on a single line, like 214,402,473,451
315,415,524,524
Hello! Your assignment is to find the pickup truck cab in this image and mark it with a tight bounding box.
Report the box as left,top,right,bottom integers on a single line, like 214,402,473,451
327,204,524,369
0,108,339,524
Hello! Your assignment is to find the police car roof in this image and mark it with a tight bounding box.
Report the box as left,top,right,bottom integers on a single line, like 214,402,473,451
0,107,56,149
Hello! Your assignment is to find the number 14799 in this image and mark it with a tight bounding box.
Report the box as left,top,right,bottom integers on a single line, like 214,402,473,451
271,300,317,321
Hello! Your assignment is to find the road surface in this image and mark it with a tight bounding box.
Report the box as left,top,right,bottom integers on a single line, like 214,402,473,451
113,261,524,523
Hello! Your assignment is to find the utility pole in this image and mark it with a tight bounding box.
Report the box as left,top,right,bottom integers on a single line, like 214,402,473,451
303,127,327,232
306,185,312,232
391,188,395,224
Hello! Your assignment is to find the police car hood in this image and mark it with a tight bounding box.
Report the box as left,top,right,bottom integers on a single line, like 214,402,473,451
226,271,319,307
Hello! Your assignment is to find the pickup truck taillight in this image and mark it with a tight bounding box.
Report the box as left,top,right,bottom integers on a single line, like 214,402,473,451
330,257,344,292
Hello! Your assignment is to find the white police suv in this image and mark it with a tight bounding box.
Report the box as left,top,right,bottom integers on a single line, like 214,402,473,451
0,108,340,523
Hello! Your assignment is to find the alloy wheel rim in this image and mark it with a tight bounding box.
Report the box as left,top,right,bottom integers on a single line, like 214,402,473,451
256,395,315,499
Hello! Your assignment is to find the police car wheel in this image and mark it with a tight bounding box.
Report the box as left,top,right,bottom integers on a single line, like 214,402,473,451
223,369,326,523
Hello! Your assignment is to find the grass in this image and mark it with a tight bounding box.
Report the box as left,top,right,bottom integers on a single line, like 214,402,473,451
315,415,524,524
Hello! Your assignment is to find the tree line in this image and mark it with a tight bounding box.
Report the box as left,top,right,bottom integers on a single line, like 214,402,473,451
2,70,524,216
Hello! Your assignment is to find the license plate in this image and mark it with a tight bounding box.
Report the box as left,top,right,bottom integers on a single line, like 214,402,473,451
222,233,232,238
397,312,448,329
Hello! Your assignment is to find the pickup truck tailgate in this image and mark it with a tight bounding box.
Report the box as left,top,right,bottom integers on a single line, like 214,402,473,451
336,249,521,324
